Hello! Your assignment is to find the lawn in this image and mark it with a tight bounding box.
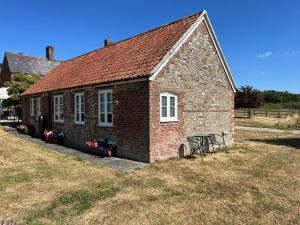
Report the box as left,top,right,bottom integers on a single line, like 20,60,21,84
0,126,300,225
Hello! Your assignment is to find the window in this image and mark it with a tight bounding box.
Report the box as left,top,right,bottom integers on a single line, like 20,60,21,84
36,97,41,117
54,95,64,122
74,93,85,124
30,98,35,116
160,93,178,122
98,90,113,127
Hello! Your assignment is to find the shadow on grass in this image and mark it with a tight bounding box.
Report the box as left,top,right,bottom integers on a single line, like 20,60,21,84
249,138,300,150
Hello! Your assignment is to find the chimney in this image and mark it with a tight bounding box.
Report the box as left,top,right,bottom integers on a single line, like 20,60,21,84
104,38,113,47
46,46,54,61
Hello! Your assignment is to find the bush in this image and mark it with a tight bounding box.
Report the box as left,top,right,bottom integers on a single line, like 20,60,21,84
261,102,300,110
277,113,300,128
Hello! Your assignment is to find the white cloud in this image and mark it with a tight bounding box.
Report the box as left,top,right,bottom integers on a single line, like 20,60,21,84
257,52,272,58
282,51,298,55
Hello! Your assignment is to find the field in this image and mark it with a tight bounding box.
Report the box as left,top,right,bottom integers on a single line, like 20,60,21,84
0,126,300,225
235,117,280,128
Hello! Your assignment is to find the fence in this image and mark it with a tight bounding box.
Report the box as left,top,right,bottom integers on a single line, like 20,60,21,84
235,109,298,118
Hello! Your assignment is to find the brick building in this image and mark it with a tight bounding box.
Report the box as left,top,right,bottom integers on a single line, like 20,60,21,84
22,11,236,163
0,46,60,86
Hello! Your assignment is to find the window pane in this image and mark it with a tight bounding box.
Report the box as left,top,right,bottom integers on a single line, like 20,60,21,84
76,95,79,104
107,114,112,123
81,95,84,104
81,103,85,112
162,107,167,117
107,92,112,102
100,103,105,113
100,114,105,123
76,104,79,113
81,113,85,122
100,93,105,102
162,96,167,107
170,97,175,107
170,107,175,117
107,103,112,113
76,113,79,121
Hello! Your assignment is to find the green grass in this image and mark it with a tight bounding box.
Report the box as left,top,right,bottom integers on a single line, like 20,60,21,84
24,179,120,224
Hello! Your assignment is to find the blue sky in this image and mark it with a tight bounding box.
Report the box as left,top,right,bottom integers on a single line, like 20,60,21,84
0,0,299,93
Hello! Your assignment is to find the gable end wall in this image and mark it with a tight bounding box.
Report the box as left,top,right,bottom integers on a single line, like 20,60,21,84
149,21,235,162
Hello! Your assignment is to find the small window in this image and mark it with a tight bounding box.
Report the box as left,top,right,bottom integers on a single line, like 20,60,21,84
98,90,113,127
160,93,178,122
36,97,41,117
54,95,64,122
74,93,85,124
30,98,35,116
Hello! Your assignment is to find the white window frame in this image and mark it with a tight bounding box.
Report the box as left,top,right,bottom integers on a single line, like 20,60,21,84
54,95,64,123
98,90,113,127
74,92,85,125
36,97,41,117
30,98,35,116
160,92,178,122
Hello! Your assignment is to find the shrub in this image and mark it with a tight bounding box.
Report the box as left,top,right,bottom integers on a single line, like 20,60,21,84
277,113,300,128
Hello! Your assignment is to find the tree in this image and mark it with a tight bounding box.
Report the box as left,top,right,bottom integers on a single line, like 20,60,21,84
261,90,300,104
4,74,40,117
235,85,264,108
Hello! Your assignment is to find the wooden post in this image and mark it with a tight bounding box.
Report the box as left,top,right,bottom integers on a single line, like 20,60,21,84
248,109,251,118
278,111,280,118
266,111,268,117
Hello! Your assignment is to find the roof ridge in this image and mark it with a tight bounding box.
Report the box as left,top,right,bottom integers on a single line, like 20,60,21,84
64,10,203,63
5,52,62,62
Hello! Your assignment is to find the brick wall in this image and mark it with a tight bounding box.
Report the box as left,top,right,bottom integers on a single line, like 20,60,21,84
149,21,235,162
24,81,150,162
22,93,50,136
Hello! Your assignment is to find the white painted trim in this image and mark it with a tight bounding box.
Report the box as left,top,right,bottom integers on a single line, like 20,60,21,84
53,95,64,123
149,11,236,93
150,11,206,81
35,97,41,121
98,89,113,127
160,92,178,123
30,98,35,116
204,14,236,92
74,92,85,125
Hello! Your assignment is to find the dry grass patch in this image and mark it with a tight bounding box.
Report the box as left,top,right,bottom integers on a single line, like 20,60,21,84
277,113,300,128
0,128,116,223
0,127,300,225
75,131,300,225
235,117,281,128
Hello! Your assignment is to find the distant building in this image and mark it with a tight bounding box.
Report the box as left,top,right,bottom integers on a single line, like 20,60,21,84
0,87,8,116
0,46,61,86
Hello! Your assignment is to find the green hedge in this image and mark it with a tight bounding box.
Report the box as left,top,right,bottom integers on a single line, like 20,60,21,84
260,102,300,110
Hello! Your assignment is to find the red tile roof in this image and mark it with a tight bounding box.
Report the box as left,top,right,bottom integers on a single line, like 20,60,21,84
23,11,202,95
